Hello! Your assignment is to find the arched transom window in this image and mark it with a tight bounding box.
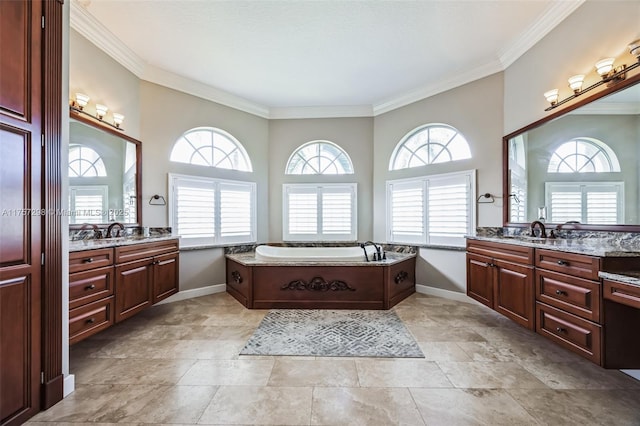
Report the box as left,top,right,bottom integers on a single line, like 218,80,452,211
170,127,252,172
285,140,353,175
547,138,620,173
69,145,107,177
389,124,471,170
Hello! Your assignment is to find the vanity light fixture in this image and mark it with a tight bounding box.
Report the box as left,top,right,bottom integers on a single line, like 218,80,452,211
544,89,559,106
95,104,108,120
69,94,125,131
568,74,585,93
74,93,90,110
544,39,640,111
112,113,125,128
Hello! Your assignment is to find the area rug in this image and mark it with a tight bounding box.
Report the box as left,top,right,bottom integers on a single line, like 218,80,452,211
240,309,424,358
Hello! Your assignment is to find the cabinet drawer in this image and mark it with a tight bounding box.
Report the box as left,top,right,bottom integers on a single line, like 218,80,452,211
536,302,601,364
115,239,179,264
69,296,114,345
536,269,600,322
535,249,600,280
466,239,533,265
69,248,113,274
603,279,640,309
69,266,114,309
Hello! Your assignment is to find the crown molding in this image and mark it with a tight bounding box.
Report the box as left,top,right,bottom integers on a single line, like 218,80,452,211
269,105,374,119
70,0,583,120
70,0,145,77
142,65,270,118
498,0,585,69
372,60,504,116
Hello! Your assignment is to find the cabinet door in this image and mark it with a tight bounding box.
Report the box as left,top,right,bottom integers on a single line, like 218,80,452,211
115,259,153,322
466,253,494,308
494,259,534,330
152,252,179,303
0,1,43,423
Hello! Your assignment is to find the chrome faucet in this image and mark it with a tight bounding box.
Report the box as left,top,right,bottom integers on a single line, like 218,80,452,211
360,241,383,261
530,220,547,238
105,222,125,238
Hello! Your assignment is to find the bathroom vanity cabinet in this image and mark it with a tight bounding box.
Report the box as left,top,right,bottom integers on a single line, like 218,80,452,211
467,237,640,367
466,239,535,330
69,238,179,343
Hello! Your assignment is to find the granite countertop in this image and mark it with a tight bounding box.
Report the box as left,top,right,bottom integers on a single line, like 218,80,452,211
466,235,640,258
69,235,179,252
226,251,416,267
599,271,640,288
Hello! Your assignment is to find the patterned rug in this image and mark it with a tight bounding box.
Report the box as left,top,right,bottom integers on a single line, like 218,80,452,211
240,309,424,358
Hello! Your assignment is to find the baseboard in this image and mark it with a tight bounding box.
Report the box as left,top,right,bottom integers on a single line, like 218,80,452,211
156,283,226,305
621,370,640,381
63,374,75,397
415,284,482,305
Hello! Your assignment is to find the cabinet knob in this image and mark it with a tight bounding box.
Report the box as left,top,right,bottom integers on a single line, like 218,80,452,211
555,289,567,296
394,271,409,284
557,260,568,266
231,270,243,284
85,284,96,290
556,327,566,333
86,318,95,324
84,257,94,263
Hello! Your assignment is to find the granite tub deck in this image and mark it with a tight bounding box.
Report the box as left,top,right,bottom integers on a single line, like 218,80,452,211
225,250,417,310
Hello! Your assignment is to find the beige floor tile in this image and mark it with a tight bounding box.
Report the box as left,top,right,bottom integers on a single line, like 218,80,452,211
355,359,452,388
410,388,539,425
178,359,275,386
86,384,168,422
521,360,640,390
416,341,472,361
406,325,487,342
75,358,197,385
508,388,640,425
198,385,312,425
117,385,218,424
88,337,178,359
161,339,246,359
437,361,549,389
268,358,359,387
29,384,128,422
311,387,425,425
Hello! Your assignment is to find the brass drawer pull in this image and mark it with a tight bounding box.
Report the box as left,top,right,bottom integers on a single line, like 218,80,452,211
556,327,566,333
557,260,568,266
86,318,95,324
555,289,567,296
85,284,96,291
84,257,94,263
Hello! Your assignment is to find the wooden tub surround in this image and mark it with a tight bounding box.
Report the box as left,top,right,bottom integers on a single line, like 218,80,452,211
225,249,416,310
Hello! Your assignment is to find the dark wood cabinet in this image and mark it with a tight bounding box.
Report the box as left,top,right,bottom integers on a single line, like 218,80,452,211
466,240,535,330
69,239,179,339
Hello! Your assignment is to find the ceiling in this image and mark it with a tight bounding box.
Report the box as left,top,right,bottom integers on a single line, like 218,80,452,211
71,0,584,118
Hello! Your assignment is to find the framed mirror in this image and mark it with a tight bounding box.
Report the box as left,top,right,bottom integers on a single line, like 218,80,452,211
69,109,142,228
503,72,640,231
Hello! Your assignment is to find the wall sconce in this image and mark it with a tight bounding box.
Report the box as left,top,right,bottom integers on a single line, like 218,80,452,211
69,93,125,131
544,39,640,111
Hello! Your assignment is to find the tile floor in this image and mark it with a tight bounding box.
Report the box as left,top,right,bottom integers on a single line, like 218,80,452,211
28,292,640,425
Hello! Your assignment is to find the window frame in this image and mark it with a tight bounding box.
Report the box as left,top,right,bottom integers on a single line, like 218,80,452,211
285,140,354,175
168,173,257,248
545,181,624,224
282,183,357,242
386,170,476,247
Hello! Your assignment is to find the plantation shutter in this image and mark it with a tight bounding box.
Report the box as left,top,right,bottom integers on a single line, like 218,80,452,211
387,180,425,244
69,185,108,224
546,182,623,224
169,174,256,247
283,184,357,241
427,173,472,246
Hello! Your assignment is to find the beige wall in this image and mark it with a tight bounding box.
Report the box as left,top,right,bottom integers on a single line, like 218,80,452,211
268,117,374,241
